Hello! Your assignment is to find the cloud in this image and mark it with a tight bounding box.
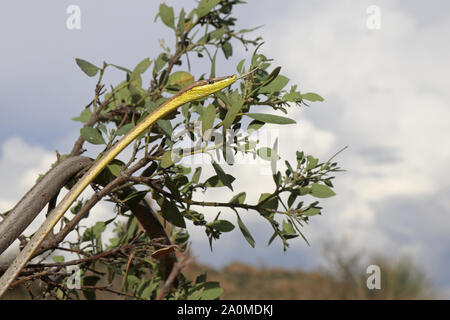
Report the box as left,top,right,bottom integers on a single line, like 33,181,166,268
0,137,55,205
247,0,450,292
0,137,114,259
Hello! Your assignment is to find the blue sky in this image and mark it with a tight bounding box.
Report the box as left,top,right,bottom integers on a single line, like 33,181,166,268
1,1,449,297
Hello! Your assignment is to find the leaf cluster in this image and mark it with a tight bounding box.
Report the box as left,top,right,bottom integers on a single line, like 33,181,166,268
33,0,342,300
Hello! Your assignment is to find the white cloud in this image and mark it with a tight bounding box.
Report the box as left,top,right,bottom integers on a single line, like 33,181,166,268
0,137,55,208
0,136,114,259
246,0,450,292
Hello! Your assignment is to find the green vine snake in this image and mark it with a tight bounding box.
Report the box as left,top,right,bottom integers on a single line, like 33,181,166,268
0,71,254,297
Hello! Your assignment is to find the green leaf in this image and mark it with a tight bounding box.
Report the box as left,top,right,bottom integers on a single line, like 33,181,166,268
72,108,92,123
210,28,226,41
282,220,296,234
212,161,233,191
161,150,174,168
192,167,202,184
201,281,223,300
93,221,106,238
196,273,207,284
311,183,336,198
110,64,132,74
177,8,185,37
167,71,194,92
282,220,299,240
153,53,169,76
258,193,278,210
229,192,246,204
80,127,106,145
164,176,182,200
52,255,65,263
161,199,186,228
125,217,138,240
301,92,324,102
237,59,246,73
223,90,244,129
201,104,216,136
82,228,94,242
197,0,221,18
209,220,235,232
222,42,233,59
267,231,278,246
107,159,124,177
210,49,217,78
75,58,99,77
129,73,143,96
299,187,310,196
283,90,303,102
116,123,134,136
247,120,264,132
306,155,319,170
158,3,175,28
246,113,296,125
204,174,236,188
256,147,280,161
132,57,151,76
82,276,100,300
259,74,289,93
142,162,158,177
303,207,321,216
288,192,298,207
236,212,255,248
189,290,204,300
156,119,173,137
258,66,281,88
273,171,282,187
122,190,148,207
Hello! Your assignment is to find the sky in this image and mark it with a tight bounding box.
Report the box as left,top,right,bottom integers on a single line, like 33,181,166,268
1,1,449,297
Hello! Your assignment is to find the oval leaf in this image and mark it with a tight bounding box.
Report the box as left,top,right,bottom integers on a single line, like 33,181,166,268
212,161,233,191
302,207,321,216
197,0,221,18
161,199,186,228
201,281,223,300
161,150,174,168
75,58,99,77
236,212,255,248
167,71,194,92
260,74,289,93
209,220,235,232
311,183,336,198
132,57,152,75
256,147,280,161
204,174,236,188
201,104,216,136
229,192,246,204
158,3,175,28
301,92,324,102
80,127,105,145
246,113,296,125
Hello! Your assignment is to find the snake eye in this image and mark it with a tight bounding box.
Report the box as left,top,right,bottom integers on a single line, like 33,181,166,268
207,79,214,84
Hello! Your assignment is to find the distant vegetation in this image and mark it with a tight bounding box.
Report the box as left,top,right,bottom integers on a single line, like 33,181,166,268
184,242,435,299
3,242,435,299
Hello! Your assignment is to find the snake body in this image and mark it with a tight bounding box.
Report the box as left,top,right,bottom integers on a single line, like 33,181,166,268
0,74,237,297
